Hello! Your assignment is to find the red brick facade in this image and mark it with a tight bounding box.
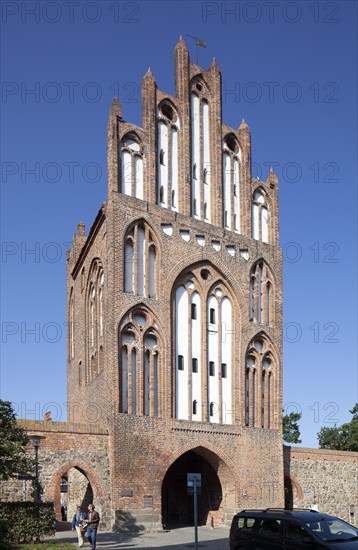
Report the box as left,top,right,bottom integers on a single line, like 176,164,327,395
65,37,284,528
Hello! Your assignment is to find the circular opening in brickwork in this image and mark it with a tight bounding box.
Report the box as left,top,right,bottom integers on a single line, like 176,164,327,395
196,83,202,92
246,355,256,368
263,356,271,369
144,335,157,349
160,103,176,122
133,313,147,327
254,339,264,352
200,269,210,280
122,331,136,344
225,136,238,153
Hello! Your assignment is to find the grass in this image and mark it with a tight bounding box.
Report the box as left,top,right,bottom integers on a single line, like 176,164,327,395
7,544,74,550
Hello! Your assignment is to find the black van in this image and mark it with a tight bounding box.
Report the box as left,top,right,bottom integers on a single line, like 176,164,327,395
229,508,358,549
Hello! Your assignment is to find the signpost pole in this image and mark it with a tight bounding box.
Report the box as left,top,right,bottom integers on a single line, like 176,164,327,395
187,472,201,550
194,476,198,550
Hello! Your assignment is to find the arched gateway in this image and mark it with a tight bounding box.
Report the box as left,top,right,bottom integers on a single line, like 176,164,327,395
161,446,236,528
48,461,103,521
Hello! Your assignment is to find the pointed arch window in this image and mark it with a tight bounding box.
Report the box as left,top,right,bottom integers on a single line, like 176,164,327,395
85,262,104,383
249,261,274,325
252,188,269,243
174,274,233,425
90,285,96,348
223,135,241,232
120,134,143,199
69,290,74,359
191,83,211,222
99,271,104,337
158,102,179,211
119,310,160,417
124,222,158,298
245,336,276,429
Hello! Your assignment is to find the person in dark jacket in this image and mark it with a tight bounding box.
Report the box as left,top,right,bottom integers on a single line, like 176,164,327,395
86,503,100,550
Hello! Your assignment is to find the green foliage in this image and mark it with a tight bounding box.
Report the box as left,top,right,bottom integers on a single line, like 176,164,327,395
0,502,55,546
350,403,358,422
317,403,358,451
283,412,302,444
317,426,341,449
0,400,34,480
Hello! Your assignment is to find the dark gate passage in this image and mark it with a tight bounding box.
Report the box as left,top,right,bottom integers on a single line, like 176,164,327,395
161,450,222,529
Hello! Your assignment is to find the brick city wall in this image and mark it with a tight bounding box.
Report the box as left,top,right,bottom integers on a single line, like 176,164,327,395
1,422,357,532
284,446,358,526
0,420,112,529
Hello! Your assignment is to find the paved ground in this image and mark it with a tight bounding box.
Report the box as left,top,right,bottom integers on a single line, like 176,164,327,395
47,525,230,549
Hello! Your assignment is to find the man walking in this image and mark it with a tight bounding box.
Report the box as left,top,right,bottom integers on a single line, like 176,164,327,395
86,503,100,550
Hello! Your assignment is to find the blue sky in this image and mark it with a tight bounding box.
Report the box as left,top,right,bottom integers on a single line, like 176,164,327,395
1,0,357,447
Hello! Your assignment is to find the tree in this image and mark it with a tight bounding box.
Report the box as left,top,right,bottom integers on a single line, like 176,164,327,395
317,403,358,451
0,400,33,480
283,412,302,444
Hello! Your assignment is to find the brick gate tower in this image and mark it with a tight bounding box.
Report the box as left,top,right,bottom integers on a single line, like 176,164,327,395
66,37,284,529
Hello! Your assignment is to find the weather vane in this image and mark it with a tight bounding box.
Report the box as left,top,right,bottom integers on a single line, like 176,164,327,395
186,34,207,65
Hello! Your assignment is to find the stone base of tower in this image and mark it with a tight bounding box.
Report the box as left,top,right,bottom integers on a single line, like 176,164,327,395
114,508,162,532
110,414,284,532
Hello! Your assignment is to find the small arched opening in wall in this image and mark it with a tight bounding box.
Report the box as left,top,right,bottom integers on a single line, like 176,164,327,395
284,474,304,509
47,462,104,523
160,445,236,529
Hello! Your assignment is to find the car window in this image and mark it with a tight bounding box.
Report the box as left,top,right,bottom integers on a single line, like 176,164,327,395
286,520,312,543
258,518,281,538
238,517,256,531
304,518,358,542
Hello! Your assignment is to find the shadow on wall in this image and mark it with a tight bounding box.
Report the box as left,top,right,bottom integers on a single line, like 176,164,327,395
284,446,293,509
114,510,146,534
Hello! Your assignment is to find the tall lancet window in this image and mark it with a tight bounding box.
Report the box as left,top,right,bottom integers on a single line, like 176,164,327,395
222,135,241,232
252,188,269,243
85,260,104,383
174,269,233,425
120,134,143,199
190,78,211,221
157,102,179,211
119,310,160,417
207,289,233,425
69,290,74,360
124,221,158,298
245,335,276,429
99,271,104,337
249,260,274,325
191,291,202,420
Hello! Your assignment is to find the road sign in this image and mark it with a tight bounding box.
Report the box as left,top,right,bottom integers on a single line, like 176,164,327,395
187,473,202,496
18,475,36,481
